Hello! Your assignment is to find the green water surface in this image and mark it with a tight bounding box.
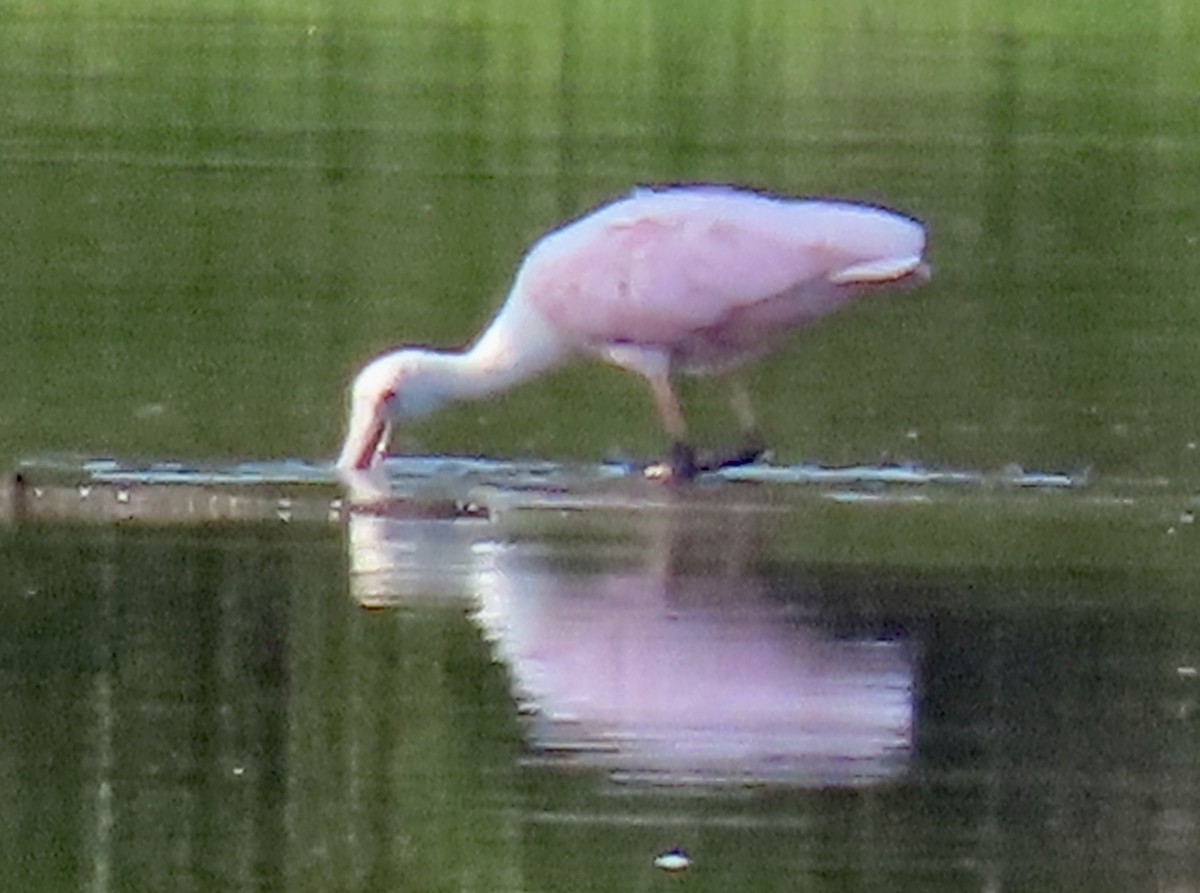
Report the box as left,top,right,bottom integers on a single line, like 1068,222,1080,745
3,502,1199,892
3,0,1199,480
3,3,1200,891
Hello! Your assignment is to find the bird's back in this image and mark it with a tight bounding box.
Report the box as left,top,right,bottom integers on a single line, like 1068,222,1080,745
516,186,926,363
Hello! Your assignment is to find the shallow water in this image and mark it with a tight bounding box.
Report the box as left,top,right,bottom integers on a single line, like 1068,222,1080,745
3,1,1200,482
4,1,1200,890
3,479,1200,891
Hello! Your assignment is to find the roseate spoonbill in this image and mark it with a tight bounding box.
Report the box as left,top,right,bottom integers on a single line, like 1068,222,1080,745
337,185,930,479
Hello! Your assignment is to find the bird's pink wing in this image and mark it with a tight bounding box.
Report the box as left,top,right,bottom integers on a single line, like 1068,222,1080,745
619,216,840,337
523,200,921,346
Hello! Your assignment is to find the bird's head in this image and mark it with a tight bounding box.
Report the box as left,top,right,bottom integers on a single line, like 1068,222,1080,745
335,349,452,471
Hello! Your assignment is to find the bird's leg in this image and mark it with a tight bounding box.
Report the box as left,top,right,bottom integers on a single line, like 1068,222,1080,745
648,370,687,440
644,371,767,479
646,371,700,480
722,375,766,466
668,441,699,480
686,376,766,471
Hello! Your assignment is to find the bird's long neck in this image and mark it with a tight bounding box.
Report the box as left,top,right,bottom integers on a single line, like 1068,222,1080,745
444,293,570,401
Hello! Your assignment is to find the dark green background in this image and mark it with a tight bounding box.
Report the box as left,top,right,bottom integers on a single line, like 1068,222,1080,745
4,504,1199,892
4,7,1200,889
4,0,1199,479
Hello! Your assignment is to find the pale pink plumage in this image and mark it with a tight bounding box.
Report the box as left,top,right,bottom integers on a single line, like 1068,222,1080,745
337,185,930,476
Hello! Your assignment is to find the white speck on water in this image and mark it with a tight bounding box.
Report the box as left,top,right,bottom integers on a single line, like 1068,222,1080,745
133,402,167,420
654,849,691,873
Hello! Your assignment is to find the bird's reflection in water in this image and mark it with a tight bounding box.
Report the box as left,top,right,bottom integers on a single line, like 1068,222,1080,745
346,500,913,786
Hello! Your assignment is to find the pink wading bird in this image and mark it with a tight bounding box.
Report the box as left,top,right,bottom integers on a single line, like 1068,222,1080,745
337,185,930,480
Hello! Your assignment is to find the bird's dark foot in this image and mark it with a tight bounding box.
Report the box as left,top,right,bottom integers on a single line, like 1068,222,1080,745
642,442,697,482
717,430,766,469
645,438,765,483
669,441,699,481
693,431,766,473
